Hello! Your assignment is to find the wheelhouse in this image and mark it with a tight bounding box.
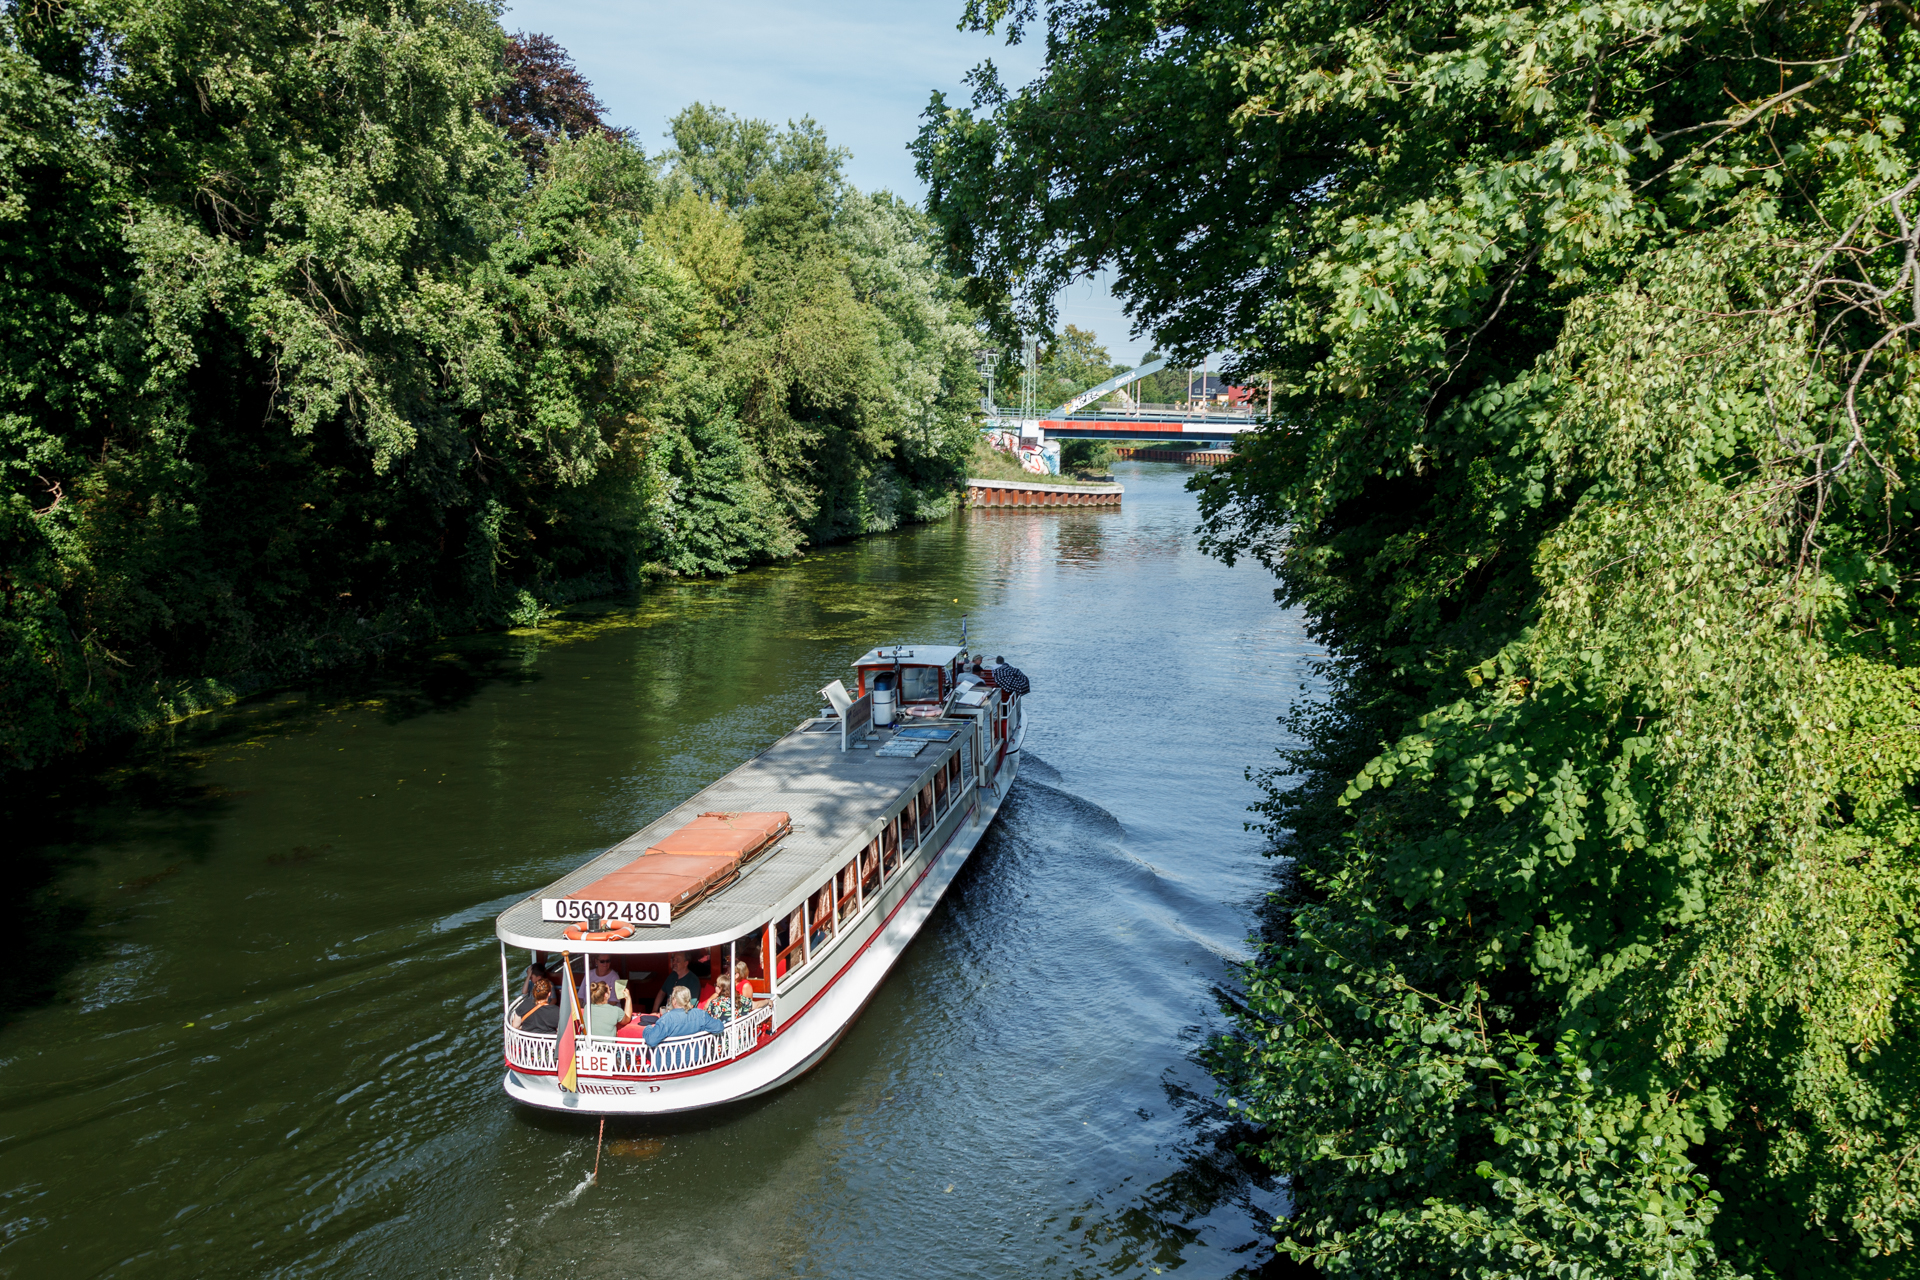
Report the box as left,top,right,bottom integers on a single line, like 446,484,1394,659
851,644,968,717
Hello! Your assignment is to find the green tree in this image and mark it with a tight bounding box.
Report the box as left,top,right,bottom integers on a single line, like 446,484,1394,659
0,2,977,773
1,0,557,765
1036,324,1116,406
660,102,847,216
919,1,1920,1275
661,104,978,546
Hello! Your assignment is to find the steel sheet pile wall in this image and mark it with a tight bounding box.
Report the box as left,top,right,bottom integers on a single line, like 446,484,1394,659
965,480,1122,509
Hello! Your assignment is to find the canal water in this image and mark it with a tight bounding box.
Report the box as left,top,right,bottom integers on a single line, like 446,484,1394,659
1,463,1318,1278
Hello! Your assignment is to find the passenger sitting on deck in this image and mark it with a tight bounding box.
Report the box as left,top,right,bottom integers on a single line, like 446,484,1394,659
642,987,724,1047
586,956,627,1012
651,952,700,1012
973,660,995,687
733,960,756,999
587,982,623,1036
512,976,560,1034
703,973,748,1022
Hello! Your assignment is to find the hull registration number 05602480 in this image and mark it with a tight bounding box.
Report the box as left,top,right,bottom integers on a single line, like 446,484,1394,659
539,898,672,926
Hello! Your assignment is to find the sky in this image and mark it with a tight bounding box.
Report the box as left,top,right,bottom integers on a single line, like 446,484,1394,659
499,0,1154,365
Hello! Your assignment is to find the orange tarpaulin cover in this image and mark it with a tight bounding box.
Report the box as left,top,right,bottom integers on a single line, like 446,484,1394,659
565,812,790,909
571,854,740,909
646,811,791,860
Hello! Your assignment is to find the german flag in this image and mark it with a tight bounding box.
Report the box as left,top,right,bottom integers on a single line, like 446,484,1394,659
557,960,581,1093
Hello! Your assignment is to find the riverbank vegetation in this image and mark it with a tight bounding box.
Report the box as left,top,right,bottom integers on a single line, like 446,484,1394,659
966,436,1117,483
919,0,1920,1274
0,0,978,773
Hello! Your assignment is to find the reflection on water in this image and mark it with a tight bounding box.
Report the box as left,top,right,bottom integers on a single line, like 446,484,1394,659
0,464,1317,1277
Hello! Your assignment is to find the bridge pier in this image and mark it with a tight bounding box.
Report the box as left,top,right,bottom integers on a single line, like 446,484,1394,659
1111,447,1232,464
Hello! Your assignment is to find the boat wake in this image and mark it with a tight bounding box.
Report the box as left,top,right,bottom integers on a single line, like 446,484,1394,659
525,1168,597,1234
1003,754,1127,842
1019,751,1063,786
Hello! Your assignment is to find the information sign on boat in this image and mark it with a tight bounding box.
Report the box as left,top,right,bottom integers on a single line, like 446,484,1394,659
539,899,671,926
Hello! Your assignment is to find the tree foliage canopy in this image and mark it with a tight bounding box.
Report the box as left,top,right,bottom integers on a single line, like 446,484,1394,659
485,31,618,168
0,4,977,772
919,1,1920,1275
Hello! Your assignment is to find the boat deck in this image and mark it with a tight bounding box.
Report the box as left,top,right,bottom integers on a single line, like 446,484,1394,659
495,719,970,950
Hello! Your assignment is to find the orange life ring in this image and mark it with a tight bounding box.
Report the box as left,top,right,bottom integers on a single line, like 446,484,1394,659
572,919,634,942
561,916,633,942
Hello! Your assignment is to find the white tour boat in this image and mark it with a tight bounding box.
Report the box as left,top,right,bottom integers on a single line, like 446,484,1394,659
493,642,1026,1114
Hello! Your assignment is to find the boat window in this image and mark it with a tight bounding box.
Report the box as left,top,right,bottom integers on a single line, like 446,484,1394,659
947,754,962,792
919,782,935,829
881,819,899,877
900,801,919,850
934,768,949,813
861,839,880,897
710,926,768,1020
758,924,774,996
807,885,834,958
837,860,860,923
900,665,941,702
776,905,806,985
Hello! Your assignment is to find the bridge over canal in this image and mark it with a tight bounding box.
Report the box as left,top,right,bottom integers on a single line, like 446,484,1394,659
985,356,1263,446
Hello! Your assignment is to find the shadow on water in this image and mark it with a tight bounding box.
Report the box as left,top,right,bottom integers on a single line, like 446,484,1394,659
0,752,233,1025
307,625,550,725
0,631,550,1026
1206,851,1317,1279
930,766,1306,1279
993,755,1315,1280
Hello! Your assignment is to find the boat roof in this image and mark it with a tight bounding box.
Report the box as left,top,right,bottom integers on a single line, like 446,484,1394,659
494,717,971,953
852,644,966,666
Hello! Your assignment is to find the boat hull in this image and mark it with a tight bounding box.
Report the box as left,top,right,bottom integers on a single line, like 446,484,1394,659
501,749,1019,1115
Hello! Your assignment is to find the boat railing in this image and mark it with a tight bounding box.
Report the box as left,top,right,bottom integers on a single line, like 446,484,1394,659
505,1027,560,1072
722,1004,774,1055
504,1006,775,1078
609,1033,725,1075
